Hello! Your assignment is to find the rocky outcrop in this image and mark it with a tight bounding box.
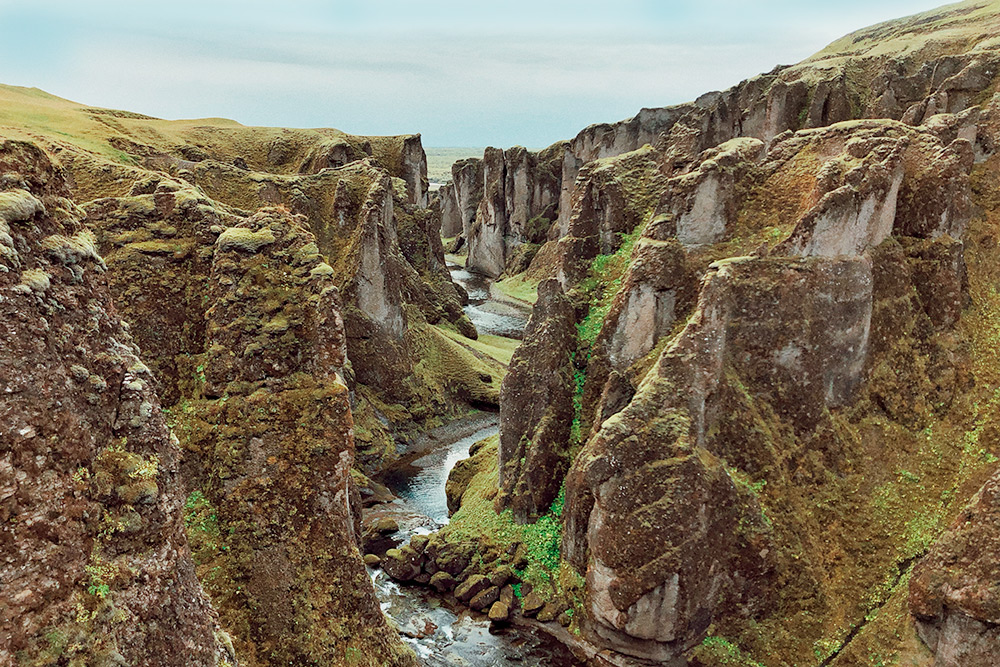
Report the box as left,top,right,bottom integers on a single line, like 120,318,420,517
451,157,484,240
0,140,235,666
554,145,663,287
910,470,1000,667
401,134,429,208
556,117,977,663
497,279,576,523
172,208,417,666
438,181,463,237
660,137,766,245
466,144,564,277
84,155,488,472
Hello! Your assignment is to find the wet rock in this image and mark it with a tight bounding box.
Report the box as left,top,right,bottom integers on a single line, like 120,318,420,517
377,517,401,534
536,602,562,623
383,546,425,582
435,543,475,576
500,585,516,609
364,554,382,567
521,592,545,617
498,279,576,522
410,534,429,554
429,571,456,593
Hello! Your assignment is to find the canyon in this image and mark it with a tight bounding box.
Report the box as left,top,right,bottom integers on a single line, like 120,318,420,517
6,1,1000,665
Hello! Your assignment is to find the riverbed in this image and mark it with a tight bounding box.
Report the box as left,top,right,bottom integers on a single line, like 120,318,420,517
365,261,582,666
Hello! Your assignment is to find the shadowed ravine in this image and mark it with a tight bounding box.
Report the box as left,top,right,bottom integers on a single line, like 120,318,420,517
368,266,579,666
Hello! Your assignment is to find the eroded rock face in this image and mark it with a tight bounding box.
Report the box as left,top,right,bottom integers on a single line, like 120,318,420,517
555,145,662,288
402,134,429,208
174,208,417,666
452,157,484,240
910,470,1000,667
557,115,977,663
497,279,576,523
0,140,234,666
663,137,765,245
466,144,564,278
438,181,463,237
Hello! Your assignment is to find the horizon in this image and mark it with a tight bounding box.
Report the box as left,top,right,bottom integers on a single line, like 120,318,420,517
0,0,953,147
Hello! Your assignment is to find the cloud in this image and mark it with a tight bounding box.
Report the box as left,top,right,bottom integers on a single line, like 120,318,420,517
0,0,952,146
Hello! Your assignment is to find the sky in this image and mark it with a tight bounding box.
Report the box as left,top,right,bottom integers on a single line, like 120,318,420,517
0,1,953,147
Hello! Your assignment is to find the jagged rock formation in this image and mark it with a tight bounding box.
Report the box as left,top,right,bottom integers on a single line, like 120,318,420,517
558,115,980,664
168,208,417,666
448,0,1000,282
0,140,235,666
463,144,564,277
910,470,1000,667
83,158,489,474
497,278,576,522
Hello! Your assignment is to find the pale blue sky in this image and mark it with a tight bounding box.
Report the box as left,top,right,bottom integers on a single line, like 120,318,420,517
0,1,951,147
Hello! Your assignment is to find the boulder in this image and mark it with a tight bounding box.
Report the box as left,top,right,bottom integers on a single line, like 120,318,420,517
470,586,502,611
454,574,491,603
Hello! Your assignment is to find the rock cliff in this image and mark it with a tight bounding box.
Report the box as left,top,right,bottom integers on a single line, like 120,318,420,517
436,3,1000,664
0,140,235,666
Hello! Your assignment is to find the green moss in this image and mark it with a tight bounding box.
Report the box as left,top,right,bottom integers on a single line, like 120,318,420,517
492,272,539,305
440,436,571,596
693,636,767,667
216,226,276,253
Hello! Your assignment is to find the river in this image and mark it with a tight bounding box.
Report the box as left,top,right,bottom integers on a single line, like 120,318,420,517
366,262,582,666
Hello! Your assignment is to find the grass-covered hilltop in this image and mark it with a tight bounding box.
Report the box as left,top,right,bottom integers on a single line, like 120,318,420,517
6,0,1000,665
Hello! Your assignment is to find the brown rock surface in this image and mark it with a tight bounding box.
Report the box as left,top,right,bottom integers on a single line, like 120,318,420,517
497,278,576,522
910,470,1000,666
0,140,234,666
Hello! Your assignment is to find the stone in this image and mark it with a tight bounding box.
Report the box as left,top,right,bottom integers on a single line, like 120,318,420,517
521,592,545,617
383,546,424,582
454,574,491,603
490,565,514,588
364,554,382,567
0,140,235,666
488,602,511,623
910,470,1000,666
497,278,577,522
536,602,561,623
376,517,400,534
470,586,502,611
429,571,456,593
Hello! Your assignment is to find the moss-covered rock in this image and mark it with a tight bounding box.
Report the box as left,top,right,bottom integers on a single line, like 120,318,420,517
0,139,234,667
498,279,576,523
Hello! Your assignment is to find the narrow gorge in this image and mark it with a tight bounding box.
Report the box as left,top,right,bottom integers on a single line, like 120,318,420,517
7,1,1000,666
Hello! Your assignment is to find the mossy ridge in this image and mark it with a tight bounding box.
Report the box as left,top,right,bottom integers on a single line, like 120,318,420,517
0,82,419,181
172,384,415,667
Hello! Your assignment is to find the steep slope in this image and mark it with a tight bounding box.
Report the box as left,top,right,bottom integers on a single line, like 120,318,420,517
445,0,1000,286
0,140,235,666
0,82,495,472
